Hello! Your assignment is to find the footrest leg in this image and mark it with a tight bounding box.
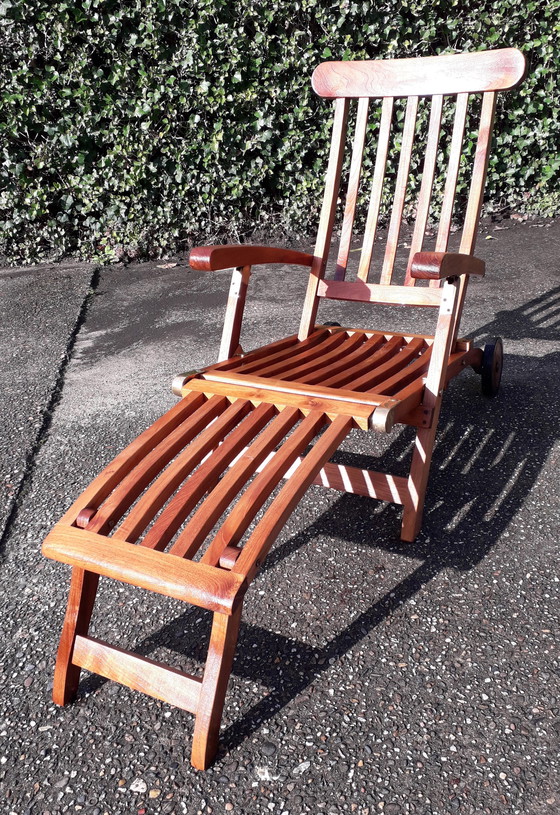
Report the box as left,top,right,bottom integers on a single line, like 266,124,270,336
53,567,99,706
191,605,243,770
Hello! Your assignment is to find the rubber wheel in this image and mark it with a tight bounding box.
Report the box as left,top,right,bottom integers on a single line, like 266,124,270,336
323,321,341,327
481,337,503,397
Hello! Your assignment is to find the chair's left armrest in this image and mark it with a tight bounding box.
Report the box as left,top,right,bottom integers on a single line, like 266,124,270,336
410,252,485,280
190,244,314,271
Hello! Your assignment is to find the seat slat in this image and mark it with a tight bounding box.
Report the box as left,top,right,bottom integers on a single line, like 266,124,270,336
351,337,426,392
250,330,349,379
371,344,433,396
280,331,365,381
303,333,385,387
230,328,330,375
232,415,353,578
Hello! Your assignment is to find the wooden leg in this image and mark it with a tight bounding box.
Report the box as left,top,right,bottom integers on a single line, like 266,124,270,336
191,605,242,770
401,419,440,543
53,567,99,706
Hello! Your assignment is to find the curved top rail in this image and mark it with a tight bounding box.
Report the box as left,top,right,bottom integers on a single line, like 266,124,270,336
312,48,526,98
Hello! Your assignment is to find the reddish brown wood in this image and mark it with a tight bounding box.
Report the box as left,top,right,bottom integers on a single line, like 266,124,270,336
170,407,300,560
219,265,251,361
43,526,247,614
335,96,370,280
190,245,314,271
380,95,418,285
52,567,99,706
404,95,443,285
76,507,96,529
358,96,394,282
318,334,387,388
249,330,348,379
349,338,426,392
73,635,202,713
401,277,461,539
317,279,442,307
202,411,328,565
435,93,469,256
230,328,330,375
191,607,242,770
58,392,205,528
139,402,274,552
299,97,350,339
411,252,485,280
89,396,230,536
113,399,253,545
312,48,526,98
233,415,353,578
44,48,526,772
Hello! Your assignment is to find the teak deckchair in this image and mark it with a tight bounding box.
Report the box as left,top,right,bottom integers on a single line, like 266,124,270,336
43,48,526,769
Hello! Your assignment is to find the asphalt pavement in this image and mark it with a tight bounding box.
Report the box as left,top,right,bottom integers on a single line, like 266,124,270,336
0,219,558,815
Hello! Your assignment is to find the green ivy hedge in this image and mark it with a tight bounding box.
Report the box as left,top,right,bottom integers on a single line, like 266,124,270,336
0,0,558,263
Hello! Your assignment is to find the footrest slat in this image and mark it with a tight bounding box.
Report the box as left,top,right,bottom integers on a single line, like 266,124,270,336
73,635,202,714
43,526,246,614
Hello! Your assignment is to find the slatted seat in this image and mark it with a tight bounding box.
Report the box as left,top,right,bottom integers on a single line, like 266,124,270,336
43,47,526,770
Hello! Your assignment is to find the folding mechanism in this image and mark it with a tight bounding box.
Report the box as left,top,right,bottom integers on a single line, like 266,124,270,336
43,48,526,769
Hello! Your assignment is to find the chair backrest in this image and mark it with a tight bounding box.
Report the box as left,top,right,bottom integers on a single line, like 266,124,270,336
299,48,526,337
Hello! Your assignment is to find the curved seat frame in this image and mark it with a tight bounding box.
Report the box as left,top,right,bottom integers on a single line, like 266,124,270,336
43,48,525,769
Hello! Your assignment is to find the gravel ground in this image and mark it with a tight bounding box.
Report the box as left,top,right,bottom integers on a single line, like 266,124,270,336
0,262,96,541
0,220,558,815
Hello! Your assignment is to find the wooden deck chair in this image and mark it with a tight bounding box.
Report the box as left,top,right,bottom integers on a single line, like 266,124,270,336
43,48,526,769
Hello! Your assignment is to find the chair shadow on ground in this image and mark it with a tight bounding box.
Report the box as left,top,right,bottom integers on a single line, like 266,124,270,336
79,286,560,756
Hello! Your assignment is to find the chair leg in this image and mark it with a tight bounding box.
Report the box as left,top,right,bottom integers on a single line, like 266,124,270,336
53,567,99,706
401,422,439,543
191,605,243,770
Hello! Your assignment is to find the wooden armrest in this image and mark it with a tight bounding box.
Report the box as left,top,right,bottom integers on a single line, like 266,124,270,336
189,244,314,271
410,252,485,280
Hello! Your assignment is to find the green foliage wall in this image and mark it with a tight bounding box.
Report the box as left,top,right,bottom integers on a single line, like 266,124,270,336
0,0,558,263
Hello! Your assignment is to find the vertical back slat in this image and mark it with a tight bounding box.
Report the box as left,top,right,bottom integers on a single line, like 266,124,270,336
380,96,419,285
404,94,443,285
334,97,370,281
459,91,497,255
452,91,497,341
357,96,394,282
298,97,350,340
435,93,469,253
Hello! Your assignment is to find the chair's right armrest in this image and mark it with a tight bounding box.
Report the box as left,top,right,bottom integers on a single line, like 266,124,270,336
410,252,485,280
189,244,314,271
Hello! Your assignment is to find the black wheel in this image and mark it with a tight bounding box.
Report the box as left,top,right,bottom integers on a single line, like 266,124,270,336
481,337,503,397
323,321,341,327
